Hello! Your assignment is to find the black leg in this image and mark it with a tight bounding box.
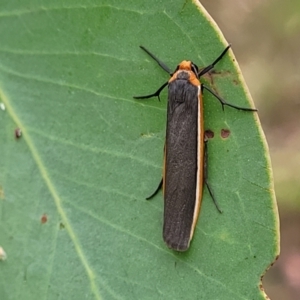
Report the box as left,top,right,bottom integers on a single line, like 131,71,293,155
204,138,222,213
198,45,231,77
202,85,257,112
146,178,163,200
133,81,168,102
140,46,172,75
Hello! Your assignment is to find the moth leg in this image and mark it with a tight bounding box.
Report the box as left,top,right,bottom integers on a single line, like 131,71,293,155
202,85,257,112
198,45,231,77
204,137,222,213
139,46,172,74
133,82,168,102
146,178,163,200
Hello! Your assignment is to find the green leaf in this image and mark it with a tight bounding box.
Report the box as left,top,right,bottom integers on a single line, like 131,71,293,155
0,1,279,299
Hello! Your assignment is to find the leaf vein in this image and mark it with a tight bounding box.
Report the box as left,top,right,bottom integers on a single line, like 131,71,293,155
0,85,103,300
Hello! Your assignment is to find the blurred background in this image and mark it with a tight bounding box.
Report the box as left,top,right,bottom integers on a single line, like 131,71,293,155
201,0,300,299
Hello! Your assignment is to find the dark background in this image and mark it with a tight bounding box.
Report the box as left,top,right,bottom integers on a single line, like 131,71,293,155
201,1,300,299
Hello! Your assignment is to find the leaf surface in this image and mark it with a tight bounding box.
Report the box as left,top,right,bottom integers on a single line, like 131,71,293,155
0,1,279,299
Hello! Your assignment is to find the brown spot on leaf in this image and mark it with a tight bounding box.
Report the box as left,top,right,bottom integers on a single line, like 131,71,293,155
221,129,230,138
41,214,48,224
209,70,231,76
205,129,214,139
14,128,22,139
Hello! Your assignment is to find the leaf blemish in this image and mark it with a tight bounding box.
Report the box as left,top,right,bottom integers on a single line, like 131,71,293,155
15,128,22,139
0,185,4,199
40,213,48,224
205,129,214,139
0,247,7,261
140,132,154,138
221,129,230,138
